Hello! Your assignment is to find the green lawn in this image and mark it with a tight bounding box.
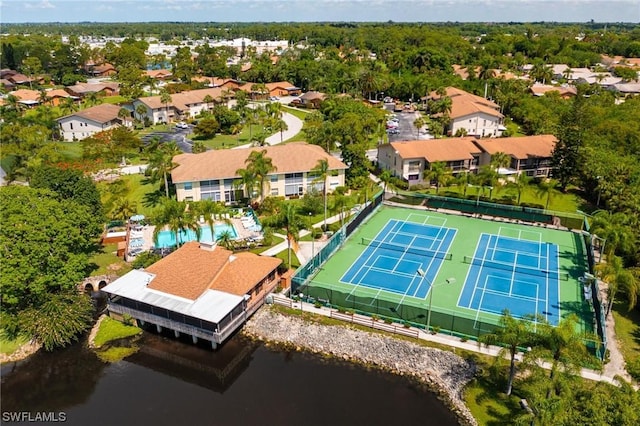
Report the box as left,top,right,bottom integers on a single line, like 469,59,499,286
274,247,301,269
196,124,264,149
423,182,581,213
612,300,640,380
464,375,520,425
88,243,132,277
98,173,161,219
56,141,84,160
93,316,142,348
101,96,127,105
0,330,29,355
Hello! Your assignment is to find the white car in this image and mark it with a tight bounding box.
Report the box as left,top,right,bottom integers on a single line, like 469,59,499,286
175,122,188,129
269,96,279,101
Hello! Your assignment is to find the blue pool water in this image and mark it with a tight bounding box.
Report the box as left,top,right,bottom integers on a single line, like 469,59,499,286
155,223,238,248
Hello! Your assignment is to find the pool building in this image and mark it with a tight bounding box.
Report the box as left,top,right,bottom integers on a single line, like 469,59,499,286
102,241,282,349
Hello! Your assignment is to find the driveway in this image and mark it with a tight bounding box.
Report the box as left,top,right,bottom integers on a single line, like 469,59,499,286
234,110,304,149
384,103,432,142
140,125,194,153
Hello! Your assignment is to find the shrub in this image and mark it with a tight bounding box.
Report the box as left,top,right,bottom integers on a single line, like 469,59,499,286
371,314,379,321
627,357,640,381
314,301,322,309
431,326,441,335
384,318,393,324
403,321,412,328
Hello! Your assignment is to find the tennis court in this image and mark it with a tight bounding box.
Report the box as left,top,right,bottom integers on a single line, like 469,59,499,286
457,231,562,325
341,218,456,298
301,205,591,338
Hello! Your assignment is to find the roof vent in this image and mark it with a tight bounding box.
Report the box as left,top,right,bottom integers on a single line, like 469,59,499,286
199,241,217,251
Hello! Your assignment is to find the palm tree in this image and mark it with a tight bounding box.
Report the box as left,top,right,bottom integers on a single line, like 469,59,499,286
118,107,131,125
413,116,425,139
216,230,234,250
193,199,223,239
478,65,496,98
479,310,535,396
152,199,200,248
203,94,214,111
148,142,181,198
589,211,637,259
535,179,558,210
281,203,303,269
490,151,511,172
596,255,639,315
160,89,172,124
37,90,51,106
135,104,148,125
84,91,102,107
230,123,244,145
5,94,25,115
379,169,393,195
423,162,450,194
110,197,137,221
60,97,78,116
311,158,330,230
273,118,288,143
454,171,470,197
510,172,532,204
235,168,258,202
244,150,276,202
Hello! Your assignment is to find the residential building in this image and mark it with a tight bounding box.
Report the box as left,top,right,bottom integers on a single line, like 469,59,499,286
172,143,347,203
530,83,577,99
473,135,557,177
8,89,41,108
291,91,326,108
57,103,129,141
377,134,557,183
377,138,482,184
133,87,225,124
84,62,117,77
238,81,301,99
425,87,505,138
65,82,120,98
102,241,282,349
144,69,173,80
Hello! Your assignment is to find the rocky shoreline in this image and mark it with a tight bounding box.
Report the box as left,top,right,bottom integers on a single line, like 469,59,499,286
243,307,478,426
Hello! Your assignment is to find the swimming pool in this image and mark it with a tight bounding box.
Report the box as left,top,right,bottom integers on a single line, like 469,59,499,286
155,223,239,248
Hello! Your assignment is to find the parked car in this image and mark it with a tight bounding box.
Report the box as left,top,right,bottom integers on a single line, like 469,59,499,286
386,121,399,129
269,96,280,101
386,128,400,135
175,122,188,129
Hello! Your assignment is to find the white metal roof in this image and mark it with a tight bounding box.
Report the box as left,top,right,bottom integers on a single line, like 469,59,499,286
102,269,244,324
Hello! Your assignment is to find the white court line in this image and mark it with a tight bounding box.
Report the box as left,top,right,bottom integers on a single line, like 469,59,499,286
339,219,400,284
461,233,492,309
407,228,453,299
473,274,491,327
391,234,418,274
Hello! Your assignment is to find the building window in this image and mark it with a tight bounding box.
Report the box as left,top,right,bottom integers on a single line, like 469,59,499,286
223,178,241,203
200,179,221,201
270,175,278,183
70,122,73,130
284,172,304,196
408,174,419,181
184,182,192,191
271,188,279,196
184,196,193,201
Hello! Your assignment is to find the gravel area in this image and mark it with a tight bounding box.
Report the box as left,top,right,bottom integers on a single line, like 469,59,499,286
244,307,478,425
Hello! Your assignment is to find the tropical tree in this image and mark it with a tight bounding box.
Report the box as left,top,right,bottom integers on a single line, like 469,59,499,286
535,179,558,210
244,149,276,202
216,230,235,250
479,310,536,395
118,107,130,124
230,123,244,145
311,158,330,230
510,172,532,205
203,94,214,110
193,199,223,239
280,203,303,269
60,97,79,115
379,169,393,194
596,255,639,314
589,210,637,259
413,115,425,139
423,162,451,194
148,141,181,198
152,198,199,248
135,104,148,125
110,197,137,221
273,118,288,143
235,167,258,202
84,91,102,107
160,89,172,124
478,63,496,99
490,151,511,172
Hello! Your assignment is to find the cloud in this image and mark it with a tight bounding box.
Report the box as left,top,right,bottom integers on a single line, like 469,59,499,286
24,0,55,9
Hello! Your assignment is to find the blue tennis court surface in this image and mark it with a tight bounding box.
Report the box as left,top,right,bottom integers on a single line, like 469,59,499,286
341,219,456,299
458,233,561,325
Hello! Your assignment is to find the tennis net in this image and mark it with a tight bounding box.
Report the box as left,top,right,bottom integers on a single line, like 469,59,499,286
361,238,453,260
463,255,570,281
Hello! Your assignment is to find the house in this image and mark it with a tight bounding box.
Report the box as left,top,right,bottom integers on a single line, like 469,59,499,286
238,81,301,99
132,87,225,124
102,241,282,349
145,69,173,80
291,91,326,108
473,135,557,178
377,134,558,183
8,89,41,107
7,73,34,86
65,82,120,98
530,83,577,99
85,63,117,77
172,143,347,203
45,88,77,106
0,78,16,90
611,82,640,97
193,76,243,90
377,138,482,185
427,87,505,138
57,103,129,141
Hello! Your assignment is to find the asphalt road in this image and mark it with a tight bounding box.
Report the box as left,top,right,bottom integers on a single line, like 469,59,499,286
141,125,193,153
384,103,432,142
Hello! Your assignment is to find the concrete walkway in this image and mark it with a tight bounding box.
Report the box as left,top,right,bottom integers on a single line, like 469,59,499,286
283,296,634,388
234,111,303,149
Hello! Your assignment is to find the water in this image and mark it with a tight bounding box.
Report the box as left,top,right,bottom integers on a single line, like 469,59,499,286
155,223,239,248
1,332,460,426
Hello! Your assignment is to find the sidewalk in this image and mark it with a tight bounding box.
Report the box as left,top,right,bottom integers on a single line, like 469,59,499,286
278,296,633,388
234,111,303,149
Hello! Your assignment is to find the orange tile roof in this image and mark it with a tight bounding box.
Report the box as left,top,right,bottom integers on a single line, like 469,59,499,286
61,103,121,124
145,242,281,300
145,69,173,79
473,135,557,159
428,87,503,119
530,84,577,97
10,89,40,101
46,89,73,98
137,87,224,111
389,138,481,162
172,142,347,183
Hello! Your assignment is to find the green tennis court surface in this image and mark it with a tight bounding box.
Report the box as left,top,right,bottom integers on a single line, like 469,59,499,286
302,205,592,338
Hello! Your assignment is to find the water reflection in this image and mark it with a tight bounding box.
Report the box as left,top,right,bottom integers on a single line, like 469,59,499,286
2,332,459,426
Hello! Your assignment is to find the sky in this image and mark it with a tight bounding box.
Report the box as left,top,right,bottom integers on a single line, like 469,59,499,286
1,0,639,24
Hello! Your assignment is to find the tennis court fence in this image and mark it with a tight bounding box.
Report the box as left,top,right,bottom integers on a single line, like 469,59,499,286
291,191,384,294
462,255,570,281
387,191,585,230
360,237,453,260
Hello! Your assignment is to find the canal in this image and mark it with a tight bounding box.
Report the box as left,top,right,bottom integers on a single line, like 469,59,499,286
1,332,460,425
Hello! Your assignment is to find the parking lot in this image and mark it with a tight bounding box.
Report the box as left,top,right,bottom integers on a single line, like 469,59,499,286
141,125,194,153
384,103,432,142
